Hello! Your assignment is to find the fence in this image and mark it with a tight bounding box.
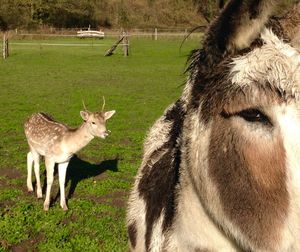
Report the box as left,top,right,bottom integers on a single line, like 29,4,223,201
2,33,9,59
1,27,205,58
6,27,206,40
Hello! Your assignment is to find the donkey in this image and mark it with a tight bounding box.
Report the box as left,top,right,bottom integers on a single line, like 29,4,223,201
127,0,300,251
24,100,115,211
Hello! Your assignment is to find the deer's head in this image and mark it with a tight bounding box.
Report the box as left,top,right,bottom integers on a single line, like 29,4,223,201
80,98,115,139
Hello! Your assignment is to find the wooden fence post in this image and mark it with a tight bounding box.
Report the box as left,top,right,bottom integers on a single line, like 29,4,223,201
2,32,9,59
104,30,129,57
123,31,129,57
155,28,158,40
3,33,5,59
6,35,9,57
105,36,124,56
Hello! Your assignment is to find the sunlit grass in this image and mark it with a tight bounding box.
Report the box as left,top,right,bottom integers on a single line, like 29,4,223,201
0,36,199,251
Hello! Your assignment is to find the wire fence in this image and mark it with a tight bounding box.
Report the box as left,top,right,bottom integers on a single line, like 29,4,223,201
1,27,206,40
9,42,109,47
1,27,206,57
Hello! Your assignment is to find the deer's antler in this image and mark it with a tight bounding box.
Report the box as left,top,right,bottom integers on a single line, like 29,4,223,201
82,100,88,111
102,96,106,111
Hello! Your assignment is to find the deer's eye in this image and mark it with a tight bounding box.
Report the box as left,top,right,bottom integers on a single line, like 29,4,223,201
237,109,272,126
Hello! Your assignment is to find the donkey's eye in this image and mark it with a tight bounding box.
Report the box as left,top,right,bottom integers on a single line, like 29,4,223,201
237,109,271,125
92,122,96,125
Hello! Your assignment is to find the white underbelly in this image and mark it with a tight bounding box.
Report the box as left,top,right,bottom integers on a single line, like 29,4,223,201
53,153,73,163
28,140,73,163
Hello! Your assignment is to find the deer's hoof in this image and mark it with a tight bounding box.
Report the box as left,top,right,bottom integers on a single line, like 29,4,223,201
37,191,43,199
61,205,68,211
43,204,49,211
27,186,33,192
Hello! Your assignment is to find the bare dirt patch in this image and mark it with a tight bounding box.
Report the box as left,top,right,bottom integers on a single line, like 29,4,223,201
0,178,6,187
89,190,128,208
76,153,102,164
0,240,9,249
0,167,23,180
0,167,29,195
10,233,44,252
120,137,132,146
93,172,108,181
60,214,78,225
0,199,15,209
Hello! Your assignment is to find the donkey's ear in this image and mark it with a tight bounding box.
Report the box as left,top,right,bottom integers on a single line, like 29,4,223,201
104,110,116,120
218,0,225,10
279,2,300,49
204,0,277,58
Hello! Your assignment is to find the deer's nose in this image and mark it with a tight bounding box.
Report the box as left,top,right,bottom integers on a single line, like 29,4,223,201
100,130,110,139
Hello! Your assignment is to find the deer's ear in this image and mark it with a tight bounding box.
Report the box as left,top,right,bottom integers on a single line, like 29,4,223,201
80,111,90,121
104,110,116,120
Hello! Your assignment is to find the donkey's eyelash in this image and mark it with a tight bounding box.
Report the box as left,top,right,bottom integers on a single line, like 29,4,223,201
220,111,231,119
221,109,272,126
236,109,272,126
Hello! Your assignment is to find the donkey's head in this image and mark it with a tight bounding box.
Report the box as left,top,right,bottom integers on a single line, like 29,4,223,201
80,98,115,139
186,0,300,250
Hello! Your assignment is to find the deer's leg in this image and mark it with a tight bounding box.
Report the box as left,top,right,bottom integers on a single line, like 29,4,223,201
32,151,42,198
44,158,55,211
58,162,69,211
27,152,34,192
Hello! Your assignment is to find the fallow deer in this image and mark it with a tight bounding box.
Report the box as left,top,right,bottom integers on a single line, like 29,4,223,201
127,0,300,251
24,99,115,211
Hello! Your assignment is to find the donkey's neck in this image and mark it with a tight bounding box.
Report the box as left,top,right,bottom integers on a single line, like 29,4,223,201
62,123,94,154
173,177,240,251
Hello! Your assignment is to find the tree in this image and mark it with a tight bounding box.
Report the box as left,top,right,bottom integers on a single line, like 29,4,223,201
3,0,297,30
193,0,299,23
193,0,226,23
0,15,8,31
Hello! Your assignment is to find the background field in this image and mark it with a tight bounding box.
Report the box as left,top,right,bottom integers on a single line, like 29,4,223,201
0,37,199,251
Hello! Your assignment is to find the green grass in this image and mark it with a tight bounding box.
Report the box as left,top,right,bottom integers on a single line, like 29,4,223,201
0,36,199,251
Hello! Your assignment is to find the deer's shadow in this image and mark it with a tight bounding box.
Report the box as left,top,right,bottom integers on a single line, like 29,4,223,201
66,155,118,199
43,155,119,204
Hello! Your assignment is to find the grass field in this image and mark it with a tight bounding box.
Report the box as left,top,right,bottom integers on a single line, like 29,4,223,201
0,36,199,251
